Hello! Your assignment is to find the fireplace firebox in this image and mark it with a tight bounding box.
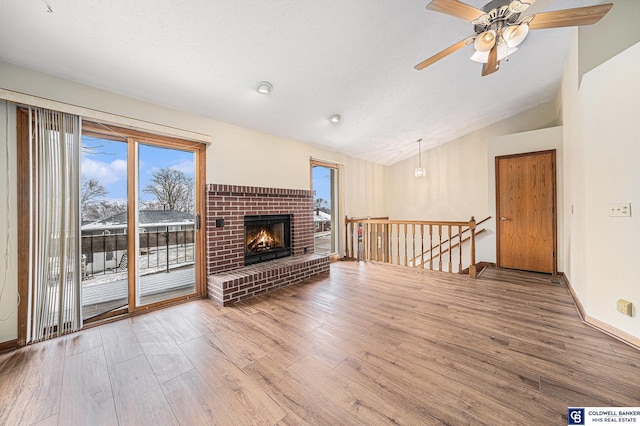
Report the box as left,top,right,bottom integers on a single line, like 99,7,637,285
244,214,292,265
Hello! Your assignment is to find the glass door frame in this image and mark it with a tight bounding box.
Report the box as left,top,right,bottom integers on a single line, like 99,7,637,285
82,121,207,321
310,158,343,261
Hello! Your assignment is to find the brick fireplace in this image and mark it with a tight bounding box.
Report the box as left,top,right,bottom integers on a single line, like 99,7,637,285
206,184,329,305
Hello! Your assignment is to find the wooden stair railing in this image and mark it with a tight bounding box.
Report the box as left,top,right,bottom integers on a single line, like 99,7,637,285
414,228,487,267
345,216,481,278
409,216,491,267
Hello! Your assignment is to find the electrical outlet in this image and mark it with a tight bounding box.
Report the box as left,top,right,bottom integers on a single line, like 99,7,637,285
616,299,632,317
609,203,631,217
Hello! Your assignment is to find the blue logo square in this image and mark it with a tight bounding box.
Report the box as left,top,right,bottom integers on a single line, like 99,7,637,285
568,408,585,425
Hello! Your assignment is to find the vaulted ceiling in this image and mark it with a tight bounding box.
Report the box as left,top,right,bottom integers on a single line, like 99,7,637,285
0,0,606,164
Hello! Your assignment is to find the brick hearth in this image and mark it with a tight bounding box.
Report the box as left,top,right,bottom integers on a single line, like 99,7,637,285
206,184,329,305
209,254,329,305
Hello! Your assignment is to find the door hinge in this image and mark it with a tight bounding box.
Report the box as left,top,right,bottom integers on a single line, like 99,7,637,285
195,214,201,230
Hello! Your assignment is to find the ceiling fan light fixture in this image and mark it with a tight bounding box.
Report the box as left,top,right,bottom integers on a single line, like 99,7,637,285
470,43,517,63
503,23,529,48
474,30,497,52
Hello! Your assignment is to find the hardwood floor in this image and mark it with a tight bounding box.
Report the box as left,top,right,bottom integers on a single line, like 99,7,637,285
1,261,639,425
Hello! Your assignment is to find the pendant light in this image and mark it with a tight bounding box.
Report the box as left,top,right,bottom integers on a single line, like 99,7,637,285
415,139,425,178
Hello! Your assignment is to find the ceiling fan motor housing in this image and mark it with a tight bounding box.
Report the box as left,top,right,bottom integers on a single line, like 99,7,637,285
473,5,520,35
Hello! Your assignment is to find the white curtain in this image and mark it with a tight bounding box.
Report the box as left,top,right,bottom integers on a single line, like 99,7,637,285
27,107,82,343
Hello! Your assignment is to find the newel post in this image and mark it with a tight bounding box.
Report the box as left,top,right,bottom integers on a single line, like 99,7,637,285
469,216,477,279
345,216,350,259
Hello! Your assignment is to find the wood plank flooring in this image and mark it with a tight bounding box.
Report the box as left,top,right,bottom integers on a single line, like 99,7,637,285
1,261,639,425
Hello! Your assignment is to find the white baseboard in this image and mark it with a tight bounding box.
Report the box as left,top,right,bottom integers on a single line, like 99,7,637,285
561,272,640,350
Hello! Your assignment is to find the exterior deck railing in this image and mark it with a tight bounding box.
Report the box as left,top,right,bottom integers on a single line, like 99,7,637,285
81,227,195,278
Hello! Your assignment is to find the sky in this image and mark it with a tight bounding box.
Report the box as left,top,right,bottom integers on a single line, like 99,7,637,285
81,136,195,203
312,165,332,207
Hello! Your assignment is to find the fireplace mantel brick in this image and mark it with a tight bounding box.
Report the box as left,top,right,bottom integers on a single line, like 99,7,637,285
206,184,329,305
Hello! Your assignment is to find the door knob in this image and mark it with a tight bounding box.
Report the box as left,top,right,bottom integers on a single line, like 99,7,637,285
500,217,509,221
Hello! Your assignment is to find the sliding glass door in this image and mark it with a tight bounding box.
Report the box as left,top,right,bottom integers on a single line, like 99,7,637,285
137,143,197,306
79,122,204,322
18,110,205,344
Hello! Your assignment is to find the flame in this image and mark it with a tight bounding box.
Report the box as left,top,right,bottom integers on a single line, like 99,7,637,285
247,228,279,253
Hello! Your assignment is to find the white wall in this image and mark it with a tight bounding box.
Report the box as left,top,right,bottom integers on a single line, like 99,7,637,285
200,117,387,218
578,0,640,82
564,41,640,337
0,61,388,343
386,100,560,263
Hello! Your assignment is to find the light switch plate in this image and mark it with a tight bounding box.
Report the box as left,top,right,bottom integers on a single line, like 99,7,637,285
609,203,631,217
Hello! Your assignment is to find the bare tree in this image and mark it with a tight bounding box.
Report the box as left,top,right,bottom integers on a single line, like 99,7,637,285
82,200,127,222
314,197,330,213
81,176,108,220
143,168,194,213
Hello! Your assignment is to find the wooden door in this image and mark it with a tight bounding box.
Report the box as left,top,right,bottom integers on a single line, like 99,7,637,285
496,150,556,274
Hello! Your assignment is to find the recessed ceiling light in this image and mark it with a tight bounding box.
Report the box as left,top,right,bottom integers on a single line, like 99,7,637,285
328,114,341,123
256,81,273,94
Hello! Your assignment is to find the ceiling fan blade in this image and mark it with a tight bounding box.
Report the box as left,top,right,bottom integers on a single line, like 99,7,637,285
481,45,499,76
426,0,484,22
528,3,613,30
414,37,475,70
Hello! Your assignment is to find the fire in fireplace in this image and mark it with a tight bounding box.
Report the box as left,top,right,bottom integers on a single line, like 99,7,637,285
244,214,291,265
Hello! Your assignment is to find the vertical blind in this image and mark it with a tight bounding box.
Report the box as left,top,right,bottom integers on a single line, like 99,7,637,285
27,107,82,343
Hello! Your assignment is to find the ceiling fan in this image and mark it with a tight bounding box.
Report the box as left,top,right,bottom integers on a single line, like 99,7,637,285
414,0,613,76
